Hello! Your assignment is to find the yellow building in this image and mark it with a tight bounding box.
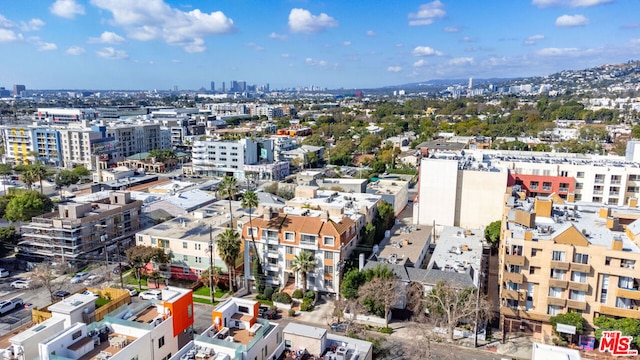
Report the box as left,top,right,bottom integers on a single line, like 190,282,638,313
499,187,640,341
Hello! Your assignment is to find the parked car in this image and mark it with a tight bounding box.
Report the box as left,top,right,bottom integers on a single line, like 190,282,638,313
0,268,9,277
258,306,269,317
127,288,138,297
83,275,103,286
53,290,71,299
10,280,30,289
112,264,131,274
138,290,162,300
70,272,91,284
0,298,23,315
262,310,277,319
330,322,346,332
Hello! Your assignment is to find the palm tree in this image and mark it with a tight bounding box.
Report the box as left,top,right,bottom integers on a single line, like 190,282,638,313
291,250,316,291
21,170,36,191
0,163,13,195
218,176,238,228
241,190,260,255
28,163,47,194
217,229,242,292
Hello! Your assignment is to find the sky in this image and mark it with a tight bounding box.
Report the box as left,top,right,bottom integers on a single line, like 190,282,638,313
0,0,639,90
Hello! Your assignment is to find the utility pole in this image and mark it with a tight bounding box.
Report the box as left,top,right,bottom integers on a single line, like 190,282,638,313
116,230,124,289
209,225,215,303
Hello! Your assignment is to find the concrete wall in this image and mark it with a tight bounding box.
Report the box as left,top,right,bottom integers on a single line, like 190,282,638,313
415,158,458,226
458,170,508,228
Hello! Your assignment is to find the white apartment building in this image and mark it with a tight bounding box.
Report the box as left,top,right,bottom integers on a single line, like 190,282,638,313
105,121,165,162
36,108,98,124
191,138,259,178
59,124,104,170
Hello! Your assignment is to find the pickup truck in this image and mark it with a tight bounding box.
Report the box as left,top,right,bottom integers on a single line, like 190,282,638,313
0,298,23,315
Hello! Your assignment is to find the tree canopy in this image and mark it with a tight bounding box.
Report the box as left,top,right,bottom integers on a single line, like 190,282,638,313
4,190,54,222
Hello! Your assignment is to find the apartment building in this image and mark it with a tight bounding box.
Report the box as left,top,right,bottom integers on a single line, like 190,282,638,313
58,123,105,170
18,191,142,267
2,287,193,360
499,188,640,339
135,203,236,282
105,121,164,162
36,108,98,124
191,138,260,178
241,208,358,293
1,126,36,165
366,179,409,217
171,297,282,360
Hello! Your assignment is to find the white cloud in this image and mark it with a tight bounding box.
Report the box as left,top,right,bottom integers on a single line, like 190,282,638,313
343,41,351,46
444,26,460,32
20,18,45,31
408,1,446,26
96,47,129,59
37,42,57,51
0,29,19,42
170,59,181,63
449,57,474,65
532,0,612,7
524,34,545,45
555,14,589,27
366,30,376,36
305,57,329,67
89,31,125,44
412,45,443,56
50,0,85,19
268,32,287,40
288,8,338,34
536,47,580,56
387,66,402,72
65,46,85,55
246,42,264,51
281,53,290,58
413,59,427,67
90,0,235,52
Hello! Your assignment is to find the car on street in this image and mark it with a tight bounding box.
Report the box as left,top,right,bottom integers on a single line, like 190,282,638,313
261,309,277,319
53,290,71,299
0,268,9,277
83,275,103,286
330,322,346,332
10,280,30,289
70,272,91,284
126,288,138,296
112,264,131,274
258,306,269,317
138,290,162,300
0,298,23,315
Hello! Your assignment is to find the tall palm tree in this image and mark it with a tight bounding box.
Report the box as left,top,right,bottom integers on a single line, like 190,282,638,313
0,163,13,195
217,229,242,292
241,190,260,256
28,163,47,194
291,250,316,291
218,176,238,228
21,170,36,191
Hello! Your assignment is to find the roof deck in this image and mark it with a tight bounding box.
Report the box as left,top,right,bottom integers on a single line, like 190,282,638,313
78,333,137,360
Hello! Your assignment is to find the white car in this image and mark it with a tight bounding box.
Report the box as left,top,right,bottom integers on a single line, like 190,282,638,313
70,272,91,284
10,280,30,289
83,275,103,286
138,290,162,300
0,268,9,277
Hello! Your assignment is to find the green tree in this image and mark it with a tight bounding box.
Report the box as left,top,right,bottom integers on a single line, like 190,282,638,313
360,134,382,154
242,190,265,293
550,311,585,344
484,220,501,248
0,226,16,256
291,250,316,291
4,190,54,222
218,176,238,228
217,229,242,292
55,170,80,187
252,257,265,296
302,134,326,147
340,268,366,299
71,166,91,180
374,201,395,242
20,170,36,190
125,245,163,289
200,266,223,302
27,163,48,194
0,163,13,195
358,276,401,327
594,316,640,348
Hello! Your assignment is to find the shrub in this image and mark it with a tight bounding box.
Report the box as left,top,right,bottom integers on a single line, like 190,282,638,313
379,327,393,334
264,286,275,300
272,292,292,304
304,290,315,299
288,308,296,317
301,297,314,311
269,305,278,311
292,289,304,299
255,294,266,300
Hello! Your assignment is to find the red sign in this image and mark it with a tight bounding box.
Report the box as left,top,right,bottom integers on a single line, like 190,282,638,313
599,331,638,356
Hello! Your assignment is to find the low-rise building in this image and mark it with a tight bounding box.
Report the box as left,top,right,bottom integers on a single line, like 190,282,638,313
282,323,373,360
366,178,409,217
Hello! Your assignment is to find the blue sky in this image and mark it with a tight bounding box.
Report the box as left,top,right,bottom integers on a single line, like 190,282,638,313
0,0,639,90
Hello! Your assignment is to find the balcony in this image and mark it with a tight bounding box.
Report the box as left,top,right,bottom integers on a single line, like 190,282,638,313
559,187,569,193
570,263,591,273
503,272,524,284
550,261,570,271
595,178,605,184
599,305,640,318
568,281,589,292
593,190,604,195
501,307,519,318
549,279,569,288
502,289,525,301
504,254,525,267
547,297,567,307
617,288,640,300
567,299,588,311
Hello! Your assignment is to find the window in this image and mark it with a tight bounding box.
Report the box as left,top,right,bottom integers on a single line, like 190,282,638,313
559,182,569,192
325,279,333,288
183,242,188,249
195,257,202,264
238,305,249,313
300,234,317,245
573,253,589,264
531,248,540,257
529,266,539,275
268,258,278,266
552,251,565,262
284,232,295,242
547,305,561,316
195,243,201,251
324,251,333,260
530,181,539,190
618,276,634,289
286,260,292,268
183,255,188,261
605,257,611,266
577,172,584,178
551,269,565,280
158,336,165,348
571,271,587,283
508,265,521,273
601,274,609,303
548,287,562,298
247,227,257,237
630,174,640,181
576,183,583,190
543,182,552,191
285,246,294,255
323,236,335,246
183,267,189,275
151,238,157,245
188,304,193,318
570,290,585,301
324,265,334,274
621,259,636,269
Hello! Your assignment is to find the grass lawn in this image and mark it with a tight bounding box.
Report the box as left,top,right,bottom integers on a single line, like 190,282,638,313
124,273,147,287
193,297,219,306
95,297,112,308
258,299,274,306
193,287,229,298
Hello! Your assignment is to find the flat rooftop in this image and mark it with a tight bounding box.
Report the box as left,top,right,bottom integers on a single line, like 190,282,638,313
428,226,484,273
377,205,432,267
79,332,138,360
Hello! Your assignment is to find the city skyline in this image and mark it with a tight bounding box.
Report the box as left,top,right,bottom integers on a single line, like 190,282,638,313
0,0,639,90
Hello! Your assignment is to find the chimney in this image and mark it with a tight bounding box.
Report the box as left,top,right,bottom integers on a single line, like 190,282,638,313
629,198,638,208
612,237,623,251
599,207,611,219
263,207,273,220
534,197,552,218
321,210,329,221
